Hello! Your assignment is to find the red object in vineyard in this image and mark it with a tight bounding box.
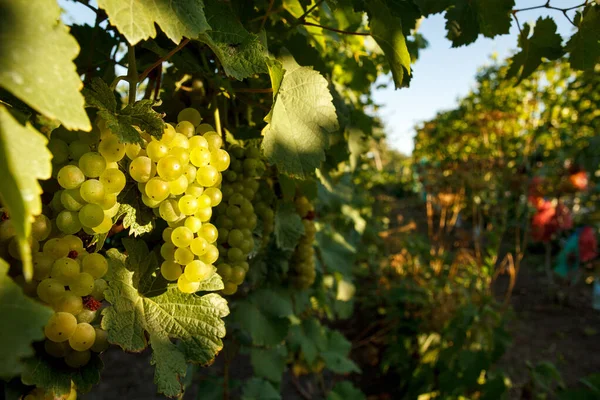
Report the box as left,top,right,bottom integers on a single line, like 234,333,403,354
579,226,598,262
569,171,589,191
530,201,573,242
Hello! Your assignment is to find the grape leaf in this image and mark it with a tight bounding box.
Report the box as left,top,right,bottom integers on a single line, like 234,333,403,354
96,0,210,45
69,24,119,76
198,1,268,80
241,377,281,400
102,240,228,397
507,18,564,83
0,260,52,379
445,0,515,47
114,195,154,237
274,202,305,250
327,381,366,400
288,319,327,365
316,226,356,276
413,0,452,16
232,301,290,346
0,0,90,130
0,106,52,280
21,354,103,395
262,56,339,178
249,346,287,383
83,78,165,144
566,5,600,70
251,288,294,318
321,330,360,374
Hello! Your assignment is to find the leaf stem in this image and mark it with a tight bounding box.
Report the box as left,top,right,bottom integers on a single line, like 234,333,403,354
301,21,371,36
296,0,325,23
260,0,275,31
127,44,138,105
139,38,191,82
110,75,128,90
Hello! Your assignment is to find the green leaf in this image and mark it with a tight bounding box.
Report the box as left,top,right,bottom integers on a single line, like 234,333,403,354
366,0,412,88
321,330,360,374
115,184,155,236
249,346,287,383
262,55,339,178
289,319,327,365
445,0,515,47
0,106,52,280
316,226,356,276
84,78,165,144
251,288,294,318
0,260,52,379
327,381,366,400
198,1,268,80
102,240,228,397
274,202,305,250
507,18,564,83
414,0,452,16
96,0,210,45
566,5,600,70
241,377,281,400
69,24,119,76
232,301,290,346
21,354,103,395
0,0,90,130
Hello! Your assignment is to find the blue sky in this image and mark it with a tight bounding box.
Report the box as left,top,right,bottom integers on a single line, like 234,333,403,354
59,0,582,155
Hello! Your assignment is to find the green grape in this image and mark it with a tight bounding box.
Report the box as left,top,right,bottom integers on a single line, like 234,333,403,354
61,188,85,211
159,199,183,222
91,215,112,234
146,140,169,161
230,265,246,285
162,228,173,243
44,339,70,358
51,257,80,285
184,260,212,282
245,146,261,159
82,253,108,279
195,123,215,135
215,215,234,230
129,156,155,183
145,178,170,202
68,322,96,351
65,349,91,368
69,140,91,160
227,247,244,262
229,193,245,206
97,192,117,210
183,164,197,184
100,168,126,193
44,312,77,342
90,328,109,353
48,138,70,164
185,183,204,197
31,214,52,241
169,175,189,195
157,155,184,181
57,165,85,189
178,195,199,215
196,165,219,187
79,179,105,204
76,309,97,324
56,210,82,235
217,264,232,281
169,147,190,165
189,135,209,149
228,229,244,247
177,108,202,126
199,223,218,243
197,194,212,209
174,247,194,265
33,252,54,280
226,205,241,218
169,133,190,149
79,204,104,228
194,207,212,222
53,291,84,315
190,147,211,167
222,282,238,295
171,226,194,247
204,187,222,207
177,274,200,293
160,123,177,145
98,136,125,162
176,121,195,137
142,194,162,208
217,228,229,244
190,237,208,256
204,132,223,150
161,242,176,260
69,272,95,296
161,260,182,281
240,239,254,253
210,149,230,171
0,219,15,241
200,244,219,264
91,278,108,300
125,142,142,159
104,202,121,218
43,238,70,259
184,216,202,233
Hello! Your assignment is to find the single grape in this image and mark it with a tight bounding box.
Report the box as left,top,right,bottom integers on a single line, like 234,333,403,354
61,188,85,211
227,247,244,262
169,175,189,195
56,210,83,235
51,257,80,285
176,121,195,137
200,245,219,264
171,226,194,247
184,216,202,233
190,237,208,256
160,123,177,145
177,108,202,126
80,179,106,204
217,264,232,281
129,156,155,183
76,309,97,324
157,155,184,181
197,194,212,209
169,133,190,149
184,260,212,282
174,247,194,265
190,147,211,167
159,199,184,222
204,132,223,150
142,194,162,208
222,282,238,295
57,165,86,189
69,322,96,351
53,291,84,315
100,168,126,193
178,195,199,215
65,349,91,368
82,253,108,279
210,149,230,171
199,223,218,243
196,165,220,187
90,328,109,353
98,136,125,162
125,142,142,160
146,140,169,161
204,187,222,207
33,252,54,280
69,272,95,296
177,274,200,293
195,123,215,135
48,138,70,164
145,178,170,202
185,183,204,197
228,229,244,247
31,214,52,241
44,312,77,342
189,135,209,149
37,278,66,304
161,242,176,260
162,228,174,243
161,260,182,281
69,140,91,160
98,192,117,210
44,339,70,358
169,147,190,165
90,278,108,300
230,265,246,285
79,204,104,228
183,164,197,184
92,215,113,234
194,207,212,222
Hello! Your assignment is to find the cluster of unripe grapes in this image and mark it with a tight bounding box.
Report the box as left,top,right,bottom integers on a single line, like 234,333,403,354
290,196,316,289
48,121,127,235
212,144,267,295
127,108,229,293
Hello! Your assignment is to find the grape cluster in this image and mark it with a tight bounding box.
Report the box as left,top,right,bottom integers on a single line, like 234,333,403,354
290,196,316,289
212,144,266,295
128,108,229,293
33,235,109,368
48,120,126,235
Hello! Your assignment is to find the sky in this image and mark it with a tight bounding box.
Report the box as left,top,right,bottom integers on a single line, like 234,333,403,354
59,0,582,155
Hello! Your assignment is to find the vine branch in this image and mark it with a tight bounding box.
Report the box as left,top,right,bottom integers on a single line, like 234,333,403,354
512,1,587,27
138,38,191,82
260,0,275,30
297,0,325,23
126,44,138,105
301,21,370,36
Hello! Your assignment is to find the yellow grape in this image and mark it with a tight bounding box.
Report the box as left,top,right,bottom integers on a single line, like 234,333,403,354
199,223,218,243
82,253,108,279
174,247,194,265
161,260,182,281
190,237,208,256
157,155,184,181
98,136,126,162
90,328,110,353
184,216,202,233
129,156,156,183
183,164,197,184
196,165,219,187
44,312,77,343
169,133,190,149
69,322,96,351
37,278,66,304
177,108,202,127
185,183,204,197
160,123,177,145
195,124,215,135
200,244,219,264
204,132,223,150
190,147,211,167
176,121,195,137
189,135,209,149
178,195,199,215
79,179,105,204
162,228,174,243
100,168,126,193
53,291,84,315
210,149,230,171
204,187,223,207
169,147,190,165
145,178,170,202
51,257,80,285
79,152,107,178
142,193,162,208
184,260,212,282
69,272,95,296
169,175,189,196
177,274,200,293
125,142,142,159
159,199,183,222
194,207,212,222
171,226,194,247
146,140,169,162
161,242,176,260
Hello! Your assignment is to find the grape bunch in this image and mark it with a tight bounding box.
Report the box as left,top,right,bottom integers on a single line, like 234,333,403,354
48,119,127,235
254,179,276,241
128,108,229,293
212,144,267,295
32,235,110,368
290,196,316,289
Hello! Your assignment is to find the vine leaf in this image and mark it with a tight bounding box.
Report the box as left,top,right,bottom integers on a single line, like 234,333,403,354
83,78,165,144
96,0,210,45
0,0,90,130
0,260,52,379
445,0,515,47
507,18,564,83
566,5,600,70
274,202,305,250
414,0,452,16
232,300,290,347
198,1,268,80
327,381,366,400
262,56,339,178
69,24,119,76
0,107,52,280
249,346,287,383
321,330,360,374
115,183,155,236
289,319,327,365
241,377,281,400
316,225,356,276
102,239,228,397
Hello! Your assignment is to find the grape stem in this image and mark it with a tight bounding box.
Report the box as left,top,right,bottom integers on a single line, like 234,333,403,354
127,44,138,105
